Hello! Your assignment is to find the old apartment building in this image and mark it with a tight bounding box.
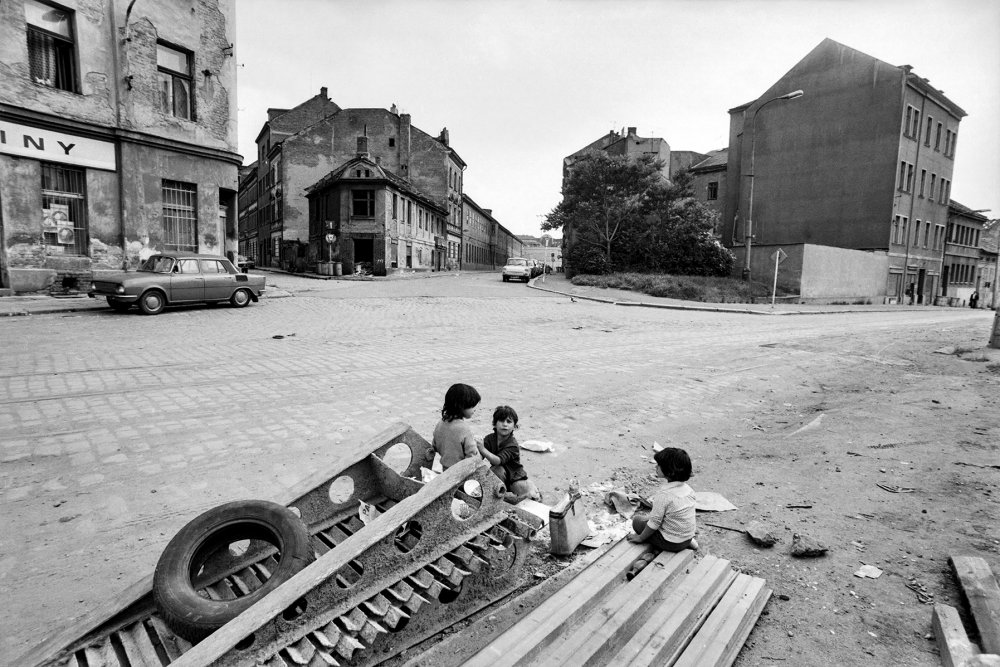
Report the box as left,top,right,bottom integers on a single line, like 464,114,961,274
0,0,239,293
240,89,488,275
724,38,965,303
461,194,522,271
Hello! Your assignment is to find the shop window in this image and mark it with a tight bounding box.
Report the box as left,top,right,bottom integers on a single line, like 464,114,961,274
352,190,375,217
162,180,198,251
41,163,87,255
157,42,193,120
25,0,77,92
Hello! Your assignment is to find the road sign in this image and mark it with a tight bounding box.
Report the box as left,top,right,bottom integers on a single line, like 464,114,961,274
324,233,336,244
771,248,787,263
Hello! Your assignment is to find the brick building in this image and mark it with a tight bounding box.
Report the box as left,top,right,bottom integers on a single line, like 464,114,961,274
461,194,522,271
724,38,966,304
240,91,468,273
0,0,239,293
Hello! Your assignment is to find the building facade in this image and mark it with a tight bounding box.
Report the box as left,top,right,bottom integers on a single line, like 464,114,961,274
563,127,671,184
0,0,239,293
305,139,448,276
461,194,522,271
943,201,990,306
689,148,727,234
240,91,467,273
723,38,965,304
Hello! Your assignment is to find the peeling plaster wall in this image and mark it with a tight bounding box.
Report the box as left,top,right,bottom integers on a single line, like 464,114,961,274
0,0,239,286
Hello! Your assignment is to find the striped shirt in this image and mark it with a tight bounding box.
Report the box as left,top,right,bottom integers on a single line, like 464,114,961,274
645,481,696,543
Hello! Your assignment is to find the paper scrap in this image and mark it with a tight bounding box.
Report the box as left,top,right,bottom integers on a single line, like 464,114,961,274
521,440,554,453
358,500,380,525
854,564,883,579
693,491,738,512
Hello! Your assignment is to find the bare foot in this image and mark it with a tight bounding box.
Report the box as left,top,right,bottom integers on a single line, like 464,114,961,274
689,538,700,551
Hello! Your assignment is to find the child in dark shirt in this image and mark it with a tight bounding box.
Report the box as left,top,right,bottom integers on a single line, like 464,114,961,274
479,405,541,504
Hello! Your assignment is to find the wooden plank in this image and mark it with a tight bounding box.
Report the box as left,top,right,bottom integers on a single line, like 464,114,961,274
537,549,695,667
613,556,737,666
463,538,651,667
673,574,771,667
117,621,163,667
952,556,1000,654
82,640,116,667
934,603,981,667
148,616,187,662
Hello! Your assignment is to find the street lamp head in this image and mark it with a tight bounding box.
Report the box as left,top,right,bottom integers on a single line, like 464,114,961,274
781,90,804,100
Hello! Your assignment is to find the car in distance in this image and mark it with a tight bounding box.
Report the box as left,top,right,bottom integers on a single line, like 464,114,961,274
89,252,266,315
501,257,535,283
236,254,256,272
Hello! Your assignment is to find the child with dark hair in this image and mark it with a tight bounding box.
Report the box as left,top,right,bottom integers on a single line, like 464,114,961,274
478,405,541,504
627,447,698,551
432,383,482,470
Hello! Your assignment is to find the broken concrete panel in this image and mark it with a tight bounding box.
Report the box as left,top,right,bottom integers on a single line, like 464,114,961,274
8,268,56,293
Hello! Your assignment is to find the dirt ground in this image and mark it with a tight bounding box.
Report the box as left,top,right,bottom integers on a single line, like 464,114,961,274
402,325,1000,666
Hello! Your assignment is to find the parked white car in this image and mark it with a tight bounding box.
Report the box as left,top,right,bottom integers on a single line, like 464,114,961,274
501,257,535,283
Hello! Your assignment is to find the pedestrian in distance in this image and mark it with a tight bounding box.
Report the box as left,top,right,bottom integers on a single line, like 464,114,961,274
970,291,979,309
478,405,542,504
628,447,699,552
432,383,482,470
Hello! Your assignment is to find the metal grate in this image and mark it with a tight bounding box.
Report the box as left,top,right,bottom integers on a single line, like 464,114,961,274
41,163,87,255
162,180,198,252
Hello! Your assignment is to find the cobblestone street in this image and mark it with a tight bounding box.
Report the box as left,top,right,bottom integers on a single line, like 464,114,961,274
2,271,997,664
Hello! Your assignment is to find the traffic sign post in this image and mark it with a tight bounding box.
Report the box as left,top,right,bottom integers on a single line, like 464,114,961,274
771,248,787,307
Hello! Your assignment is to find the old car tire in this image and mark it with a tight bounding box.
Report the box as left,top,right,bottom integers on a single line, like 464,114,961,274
107,298,131,312
230,288,251,308
139,290,166,315
153,500,314,642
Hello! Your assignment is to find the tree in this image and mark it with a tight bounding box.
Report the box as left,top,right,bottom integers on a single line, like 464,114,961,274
544,152,663,272
545,156,734,277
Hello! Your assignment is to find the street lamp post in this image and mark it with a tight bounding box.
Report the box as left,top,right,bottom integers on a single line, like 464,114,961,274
743,90,804,291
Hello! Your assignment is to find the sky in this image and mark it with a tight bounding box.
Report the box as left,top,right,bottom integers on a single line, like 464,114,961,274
234,0,1000,237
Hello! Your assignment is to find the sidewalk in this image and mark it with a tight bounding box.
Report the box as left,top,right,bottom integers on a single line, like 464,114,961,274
528,273,976,315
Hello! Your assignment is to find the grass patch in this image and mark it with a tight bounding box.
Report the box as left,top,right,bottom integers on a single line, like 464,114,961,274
570,272,791,304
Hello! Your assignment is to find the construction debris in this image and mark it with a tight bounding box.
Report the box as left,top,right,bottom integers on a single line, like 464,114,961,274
790,533,828,557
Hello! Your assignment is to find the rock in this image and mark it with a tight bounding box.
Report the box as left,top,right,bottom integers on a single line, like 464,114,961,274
746,521,778,547
790,532,828,557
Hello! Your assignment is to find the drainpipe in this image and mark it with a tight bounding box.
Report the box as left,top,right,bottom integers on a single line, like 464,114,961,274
899,77,925,305
112,0,130,267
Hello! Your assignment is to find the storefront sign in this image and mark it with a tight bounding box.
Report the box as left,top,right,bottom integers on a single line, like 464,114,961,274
0,120,116,171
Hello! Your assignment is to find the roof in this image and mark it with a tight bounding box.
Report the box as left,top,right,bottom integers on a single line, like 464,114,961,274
306,155,446,214
690,148,728,172
948,200,990,222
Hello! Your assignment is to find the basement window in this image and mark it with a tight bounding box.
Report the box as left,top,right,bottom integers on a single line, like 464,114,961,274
157,42,193,120
25,0,77,92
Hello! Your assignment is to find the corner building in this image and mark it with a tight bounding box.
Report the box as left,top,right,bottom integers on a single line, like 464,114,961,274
0,0,239,292
724,38,965,304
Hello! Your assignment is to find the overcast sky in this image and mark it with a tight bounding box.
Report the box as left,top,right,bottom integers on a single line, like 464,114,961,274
235,0,1000,237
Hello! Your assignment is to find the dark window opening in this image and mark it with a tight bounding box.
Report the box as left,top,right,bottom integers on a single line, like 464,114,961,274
157,42,193,120
352,190,375,217
707,182,718,201
25,0,76,92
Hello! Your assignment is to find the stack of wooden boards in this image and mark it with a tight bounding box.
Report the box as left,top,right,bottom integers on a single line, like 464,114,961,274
410,537,771,666
934,556,1000,667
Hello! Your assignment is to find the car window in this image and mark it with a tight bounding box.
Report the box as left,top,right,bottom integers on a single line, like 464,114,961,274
176,259,200,274
200,260,224,274
508,258,527,266
139,256,174,273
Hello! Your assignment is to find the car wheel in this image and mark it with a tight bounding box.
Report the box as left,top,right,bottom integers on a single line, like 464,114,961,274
503,275,509,282
153,500,314,642
107,297,131,312
230,288,251,308
139,290,166,315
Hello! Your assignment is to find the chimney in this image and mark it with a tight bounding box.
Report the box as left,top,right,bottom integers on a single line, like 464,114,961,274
399,114,412,178
627,126,637,136
356,136,369,157
439,127,449,146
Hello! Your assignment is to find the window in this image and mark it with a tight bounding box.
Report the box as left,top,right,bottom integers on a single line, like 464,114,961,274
898,161,906,191
352,190,374,216
919,170,926,197
924,117,933,146
923,222,930,248
905,164,914,192
949,130,957,157
392,194,398,219
162,180,198,251
935,122,943,150
176,259,199,273
914,221,921,247
157,42,193,120
904,106,912,136
944,130,952,156
41,163,86,255
929,174,936,201
707,182,719,201
912,109,920,139
25,0,76,92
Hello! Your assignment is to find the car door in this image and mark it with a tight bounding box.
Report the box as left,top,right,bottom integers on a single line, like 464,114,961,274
170,259,204,302
200,259,235,300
